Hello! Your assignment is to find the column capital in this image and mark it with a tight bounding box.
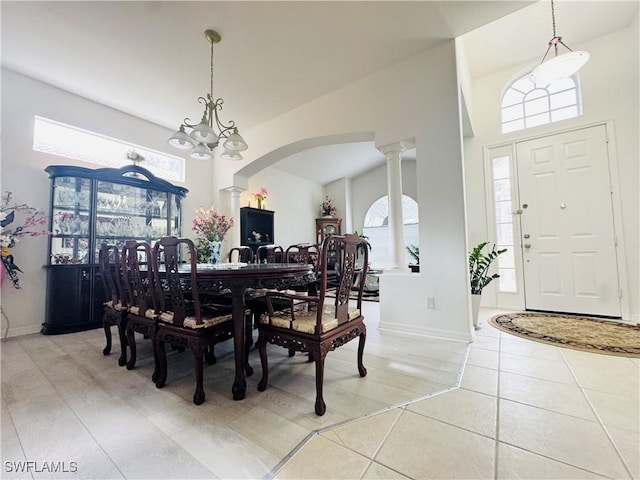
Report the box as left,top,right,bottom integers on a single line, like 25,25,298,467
225,186,245,196
377,139,415,157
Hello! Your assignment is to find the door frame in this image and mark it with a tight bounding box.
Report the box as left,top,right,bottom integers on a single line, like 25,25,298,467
483,119,631,321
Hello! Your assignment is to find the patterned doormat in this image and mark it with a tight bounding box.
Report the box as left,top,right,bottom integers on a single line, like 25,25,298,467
490,312,640,358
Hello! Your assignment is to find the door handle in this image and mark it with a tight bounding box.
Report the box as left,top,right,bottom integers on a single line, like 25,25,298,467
524,243,531,249
523,234,530,239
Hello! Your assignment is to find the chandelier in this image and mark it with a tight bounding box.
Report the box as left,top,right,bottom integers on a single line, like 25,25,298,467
529,0,590,86
168,29,248,161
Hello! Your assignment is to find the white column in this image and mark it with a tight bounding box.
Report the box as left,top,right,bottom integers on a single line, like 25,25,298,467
226,187,244,248
379,141,412,272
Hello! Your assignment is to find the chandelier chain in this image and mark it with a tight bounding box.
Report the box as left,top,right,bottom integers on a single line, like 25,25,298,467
210,39,214,99
551,0,557,38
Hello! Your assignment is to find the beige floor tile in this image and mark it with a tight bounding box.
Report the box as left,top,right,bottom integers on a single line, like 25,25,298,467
499,352,577,384
460,364,499,396
319,409,402,458
499,399,629,478
497,443,607,479
407,388,497,438
375,410,495,479
74,400,216,479
471,334,501,352
274,434,370,479
584,388,640,432
361,461,411,479
229,405,314,459
499,337,564,361
607,426,640,479
570,363,640,400
466,346,499,369
149,401,279,479
499,371,597,420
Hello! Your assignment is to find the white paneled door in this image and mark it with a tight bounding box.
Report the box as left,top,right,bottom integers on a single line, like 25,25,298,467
516,125,621,317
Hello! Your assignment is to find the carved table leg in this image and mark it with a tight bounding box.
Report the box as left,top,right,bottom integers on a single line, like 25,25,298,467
231,286,248,400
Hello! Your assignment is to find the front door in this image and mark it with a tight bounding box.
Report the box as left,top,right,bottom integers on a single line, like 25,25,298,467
516,125,621,317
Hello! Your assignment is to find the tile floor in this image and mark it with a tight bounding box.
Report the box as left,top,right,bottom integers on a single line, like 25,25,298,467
1,304,638,479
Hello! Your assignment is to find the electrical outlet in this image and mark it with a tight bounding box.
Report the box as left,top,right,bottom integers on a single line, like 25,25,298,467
426,296,435,309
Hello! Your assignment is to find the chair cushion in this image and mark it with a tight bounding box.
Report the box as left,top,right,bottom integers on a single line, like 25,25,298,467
159,309,250,329
104,300,127,312
128,306,156,319
261,304,361,334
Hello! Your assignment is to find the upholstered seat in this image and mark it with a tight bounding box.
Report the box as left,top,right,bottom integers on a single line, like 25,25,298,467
256,233,369,416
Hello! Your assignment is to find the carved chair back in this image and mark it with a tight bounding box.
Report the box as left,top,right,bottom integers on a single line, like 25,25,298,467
228,246,254,264
255,244,284,263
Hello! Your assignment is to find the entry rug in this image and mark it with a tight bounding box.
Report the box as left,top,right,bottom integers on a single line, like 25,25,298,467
490,312,640,358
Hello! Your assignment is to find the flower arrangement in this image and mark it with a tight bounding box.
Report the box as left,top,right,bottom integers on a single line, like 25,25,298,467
1,192,50,289
126,150,145,164
253,187,268,203
320,196,337,217
191,206,234,242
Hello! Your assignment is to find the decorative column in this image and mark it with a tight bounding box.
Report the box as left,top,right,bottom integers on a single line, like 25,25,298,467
226,187,244,248
379,141,413,272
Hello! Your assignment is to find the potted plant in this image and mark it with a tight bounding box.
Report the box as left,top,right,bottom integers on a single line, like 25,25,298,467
469,242,506,327
406,244,419,272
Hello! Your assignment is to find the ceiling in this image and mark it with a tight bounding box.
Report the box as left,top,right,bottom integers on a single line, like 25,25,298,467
2,1,638,185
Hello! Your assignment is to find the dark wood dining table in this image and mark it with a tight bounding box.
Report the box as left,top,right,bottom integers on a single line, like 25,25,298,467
177,262,315,400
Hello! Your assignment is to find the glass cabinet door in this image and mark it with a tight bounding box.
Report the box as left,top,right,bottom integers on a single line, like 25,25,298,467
50,176,91,264
94,181,169,262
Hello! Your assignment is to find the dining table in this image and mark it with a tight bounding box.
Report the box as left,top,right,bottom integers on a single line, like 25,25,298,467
177,262,315,400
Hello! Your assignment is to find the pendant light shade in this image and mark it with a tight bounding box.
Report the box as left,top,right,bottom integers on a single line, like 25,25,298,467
190,143,213,161
168,126,196,150
529,0,589,85
223,129,248,152
530,50,590,85
220,149,243,161
189,115,218,145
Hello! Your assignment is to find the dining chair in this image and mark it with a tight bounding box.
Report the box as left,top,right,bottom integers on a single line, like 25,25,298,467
122,240,160,380
255,244,284,263
228,246,254,264
256,233,369,416
98,242,129,366
152,236,246,405
285,243,319,266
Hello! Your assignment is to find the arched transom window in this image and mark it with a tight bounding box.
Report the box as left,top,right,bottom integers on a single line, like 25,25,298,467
501,73,582,134
362,195,418,268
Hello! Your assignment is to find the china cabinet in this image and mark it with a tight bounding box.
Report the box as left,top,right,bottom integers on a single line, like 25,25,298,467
315,217,342,245
240,207,274,253
316,217,342,278
42,164,188,335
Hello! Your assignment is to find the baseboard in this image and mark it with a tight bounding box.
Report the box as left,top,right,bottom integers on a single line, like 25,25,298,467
3,323,41,339
377,320,472,343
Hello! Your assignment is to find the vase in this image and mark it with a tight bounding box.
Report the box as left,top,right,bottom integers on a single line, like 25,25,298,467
257,199,263,209
471,293,482,328
209,241,222,265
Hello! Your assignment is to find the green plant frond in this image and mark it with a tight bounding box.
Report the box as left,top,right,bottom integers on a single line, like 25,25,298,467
469,242,506,295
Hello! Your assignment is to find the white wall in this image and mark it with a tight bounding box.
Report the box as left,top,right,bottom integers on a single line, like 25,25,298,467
223,41,474,342
463,20,639,321
239,167,323,248
0,68,218,336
